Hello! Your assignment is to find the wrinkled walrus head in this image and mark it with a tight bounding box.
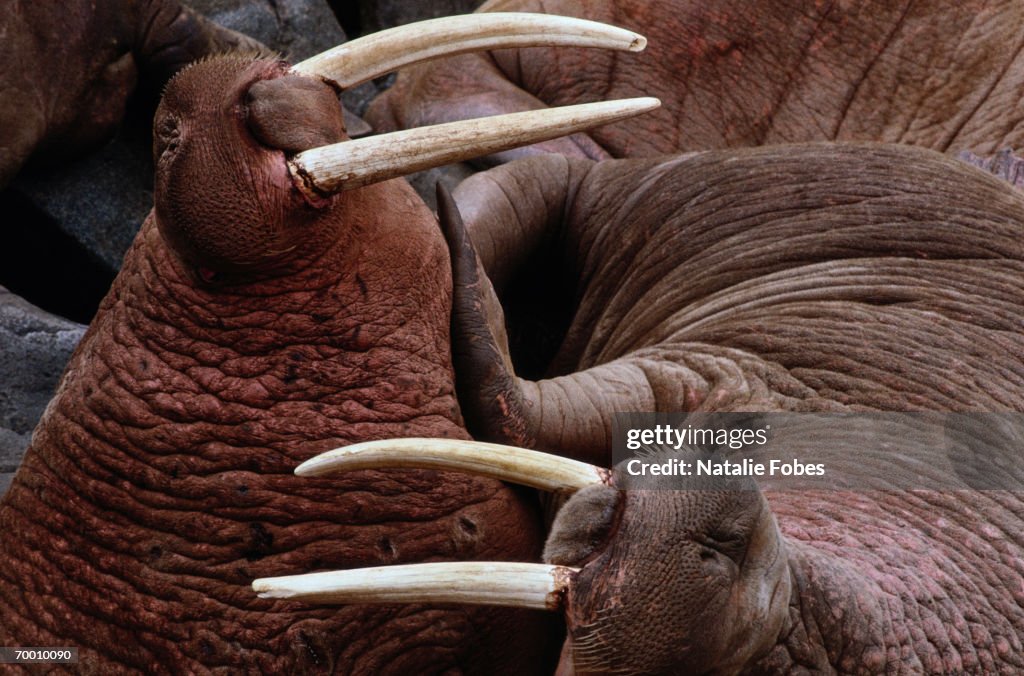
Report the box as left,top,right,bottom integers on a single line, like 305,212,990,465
254,438,792,675
154,59,347,280
152,13,659,284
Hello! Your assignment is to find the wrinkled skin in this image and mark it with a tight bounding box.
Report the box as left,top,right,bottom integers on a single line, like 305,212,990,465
369,0,1024,162
5,7,1024,671
546,458,1024,673
442,146,1024,672
0,57,551,673
453,147,1024,457
0,0,265,188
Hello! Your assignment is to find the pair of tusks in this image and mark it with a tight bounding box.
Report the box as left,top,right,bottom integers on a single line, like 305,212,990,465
252,439,611,611
284,13,660,195
254,13,642,610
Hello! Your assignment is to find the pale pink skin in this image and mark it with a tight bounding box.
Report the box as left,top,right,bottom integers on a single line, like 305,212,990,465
369,0,1024,164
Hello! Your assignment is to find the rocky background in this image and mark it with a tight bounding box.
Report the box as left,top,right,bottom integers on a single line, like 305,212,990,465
0,0,482,495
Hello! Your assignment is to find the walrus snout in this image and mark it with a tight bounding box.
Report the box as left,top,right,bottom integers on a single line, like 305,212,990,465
153,58,339,281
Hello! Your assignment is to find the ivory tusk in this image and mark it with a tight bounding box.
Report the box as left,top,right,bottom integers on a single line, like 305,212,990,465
292,12,646,89
295,437,610,493
253,561,577,611
289,97,661,195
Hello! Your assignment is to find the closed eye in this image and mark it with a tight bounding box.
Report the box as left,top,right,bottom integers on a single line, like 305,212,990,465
697,530,748,566
155,115,181,159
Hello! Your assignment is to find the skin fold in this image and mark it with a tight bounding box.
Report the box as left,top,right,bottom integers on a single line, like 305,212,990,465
444,147,1024,672
0,57,552,673
452,147,1024,459
544,459,1024,673
368,0,1024,163
0,0,266,189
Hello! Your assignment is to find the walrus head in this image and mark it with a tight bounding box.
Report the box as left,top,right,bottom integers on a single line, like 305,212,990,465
151,13,658,283
254,438,792,675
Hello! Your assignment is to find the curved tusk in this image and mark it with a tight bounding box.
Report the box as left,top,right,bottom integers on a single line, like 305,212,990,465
292,12,646,89
253,561,577,611
296,437,610,493
289,97,661,195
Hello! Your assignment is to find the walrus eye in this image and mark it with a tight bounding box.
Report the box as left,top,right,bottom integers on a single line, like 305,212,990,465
197,266,219,283
155,115,181,160
698,529,748,566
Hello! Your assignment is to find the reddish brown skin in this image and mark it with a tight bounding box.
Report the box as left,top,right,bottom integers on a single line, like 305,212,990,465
0,0,265,188
446,147,1024,673
368,0,1024,162
0,57,551,673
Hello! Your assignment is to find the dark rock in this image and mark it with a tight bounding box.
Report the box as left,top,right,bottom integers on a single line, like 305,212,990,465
195,0,346,63
0,287,85,497
10,111,155,278
0,189,118,325
352,0,484,34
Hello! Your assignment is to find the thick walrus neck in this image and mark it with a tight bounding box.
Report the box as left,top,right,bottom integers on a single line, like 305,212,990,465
104,178,466,447
5,177,470,544
0,181,550,672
